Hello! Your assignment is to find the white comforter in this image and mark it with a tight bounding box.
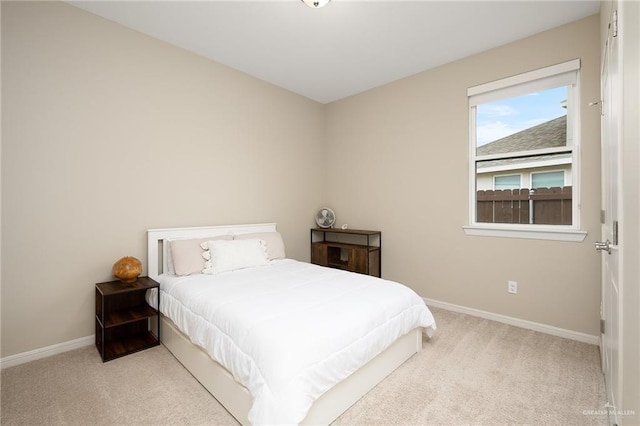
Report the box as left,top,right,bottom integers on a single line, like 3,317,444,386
149,259,436,425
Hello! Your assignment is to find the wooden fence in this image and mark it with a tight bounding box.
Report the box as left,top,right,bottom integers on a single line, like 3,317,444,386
477,186,572,225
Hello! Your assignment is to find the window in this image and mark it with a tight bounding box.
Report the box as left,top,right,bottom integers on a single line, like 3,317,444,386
494,174,521,190
531,170,565,188
464,59,586,242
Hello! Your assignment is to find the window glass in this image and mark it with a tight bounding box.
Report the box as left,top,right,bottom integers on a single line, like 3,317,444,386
494,174,521,190
532,171,564,188
474,86,572,225
476,87,568,156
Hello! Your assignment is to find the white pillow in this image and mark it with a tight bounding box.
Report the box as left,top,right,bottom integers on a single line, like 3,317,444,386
201,239,269,274
233,232,286,260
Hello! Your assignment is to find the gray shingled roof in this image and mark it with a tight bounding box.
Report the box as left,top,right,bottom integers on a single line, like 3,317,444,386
477,115,567,156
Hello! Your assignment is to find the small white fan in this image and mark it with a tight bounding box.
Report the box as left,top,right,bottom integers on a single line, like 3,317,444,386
315,208,336,228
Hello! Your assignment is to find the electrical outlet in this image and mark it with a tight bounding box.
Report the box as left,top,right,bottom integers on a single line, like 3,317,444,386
508,281,518,294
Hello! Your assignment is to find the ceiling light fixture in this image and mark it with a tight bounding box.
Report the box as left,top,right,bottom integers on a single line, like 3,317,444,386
301,0,330,8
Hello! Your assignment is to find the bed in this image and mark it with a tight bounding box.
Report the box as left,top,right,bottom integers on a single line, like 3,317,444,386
147,223,436,425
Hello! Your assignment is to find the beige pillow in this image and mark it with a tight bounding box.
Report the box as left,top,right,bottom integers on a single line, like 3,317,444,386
234,232,286,260
170,235,232,275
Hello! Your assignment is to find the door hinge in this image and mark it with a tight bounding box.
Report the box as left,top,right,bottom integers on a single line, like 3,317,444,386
613,10,618,38
600,210,606,224
589,100,604,116
601,319,605,334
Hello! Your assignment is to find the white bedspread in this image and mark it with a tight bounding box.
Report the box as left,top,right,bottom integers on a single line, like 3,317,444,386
147,259,436,425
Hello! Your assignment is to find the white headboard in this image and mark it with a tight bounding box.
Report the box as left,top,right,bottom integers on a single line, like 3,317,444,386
147,223,277,280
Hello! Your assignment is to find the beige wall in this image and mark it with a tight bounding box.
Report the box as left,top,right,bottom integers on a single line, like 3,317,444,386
1,1,325,357
1,2,605,359
325,15,602,336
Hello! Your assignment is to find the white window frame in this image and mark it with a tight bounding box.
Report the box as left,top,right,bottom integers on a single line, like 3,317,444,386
463,59,587,242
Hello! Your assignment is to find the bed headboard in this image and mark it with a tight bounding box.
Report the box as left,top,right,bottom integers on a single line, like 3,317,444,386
147,223,277,280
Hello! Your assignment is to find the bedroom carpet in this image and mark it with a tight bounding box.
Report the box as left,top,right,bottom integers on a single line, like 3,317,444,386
0,307,607,426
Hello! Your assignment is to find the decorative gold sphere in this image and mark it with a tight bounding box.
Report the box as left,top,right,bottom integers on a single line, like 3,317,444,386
112,256,142,283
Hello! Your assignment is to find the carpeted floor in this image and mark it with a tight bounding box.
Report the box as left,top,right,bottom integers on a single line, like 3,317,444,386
0,307,608,425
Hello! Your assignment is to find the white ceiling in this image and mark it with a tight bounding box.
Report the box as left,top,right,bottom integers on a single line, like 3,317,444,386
68,0,601,104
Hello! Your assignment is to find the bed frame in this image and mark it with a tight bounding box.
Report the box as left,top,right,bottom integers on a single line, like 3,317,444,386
147,223,423,425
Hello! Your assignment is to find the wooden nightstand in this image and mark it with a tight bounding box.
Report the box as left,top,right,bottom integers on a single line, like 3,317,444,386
311,228,381,277
95,276,160,362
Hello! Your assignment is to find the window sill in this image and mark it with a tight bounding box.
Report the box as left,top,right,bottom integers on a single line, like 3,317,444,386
462,225,587,242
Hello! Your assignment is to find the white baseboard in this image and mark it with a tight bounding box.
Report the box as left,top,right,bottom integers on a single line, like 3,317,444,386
424,298,600,345
0,335,94,370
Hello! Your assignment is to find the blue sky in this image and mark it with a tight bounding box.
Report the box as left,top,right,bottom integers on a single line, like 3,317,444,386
476,86,567,146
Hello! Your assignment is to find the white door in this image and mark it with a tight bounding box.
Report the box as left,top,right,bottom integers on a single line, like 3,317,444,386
598,5,621,425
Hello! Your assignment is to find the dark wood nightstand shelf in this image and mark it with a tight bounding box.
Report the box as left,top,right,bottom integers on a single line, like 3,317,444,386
95,276,160,362
311,228,381,277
